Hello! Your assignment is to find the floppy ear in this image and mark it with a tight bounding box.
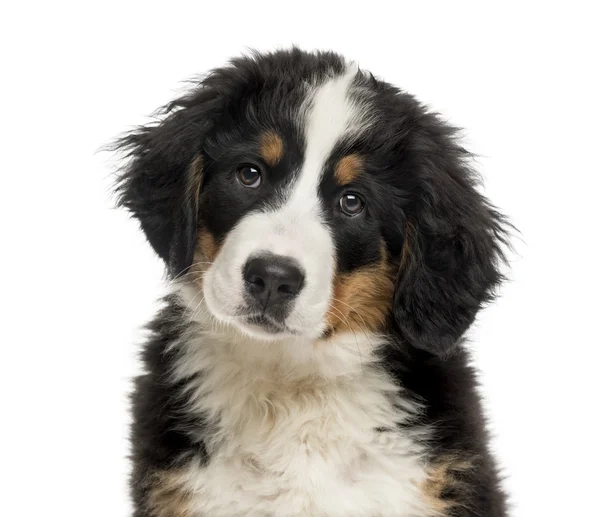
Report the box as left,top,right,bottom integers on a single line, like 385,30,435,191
114,88,220,277
393,123,509,357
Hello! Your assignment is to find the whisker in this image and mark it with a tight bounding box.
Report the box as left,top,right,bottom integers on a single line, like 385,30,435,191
330,297,371,333
183,291,204,320
170,261,209,281
330,297,375,348
326,307,364,367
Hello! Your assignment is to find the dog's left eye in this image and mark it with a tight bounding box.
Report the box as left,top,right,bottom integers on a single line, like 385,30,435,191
236,165,262,188
339,193,365,216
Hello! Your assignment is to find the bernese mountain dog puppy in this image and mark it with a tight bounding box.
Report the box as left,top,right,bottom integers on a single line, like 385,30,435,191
115,48,510,517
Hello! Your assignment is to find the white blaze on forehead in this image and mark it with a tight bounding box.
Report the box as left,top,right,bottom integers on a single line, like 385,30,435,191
286,64,365,214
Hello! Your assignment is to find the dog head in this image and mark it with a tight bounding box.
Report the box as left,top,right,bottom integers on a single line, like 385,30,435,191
115,49,508,356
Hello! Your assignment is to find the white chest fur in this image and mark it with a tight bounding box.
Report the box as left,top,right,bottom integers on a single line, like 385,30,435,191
168,318,433,517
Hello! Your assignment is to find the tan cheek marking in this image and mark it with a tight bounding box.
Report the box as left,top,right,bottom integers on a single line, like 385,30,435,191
325,246,395,335
186,154,218,286
190,229,221,283
334,153,363,185
421,457,473,515
196,229,219,262
259,131,284,166
147,470,194,517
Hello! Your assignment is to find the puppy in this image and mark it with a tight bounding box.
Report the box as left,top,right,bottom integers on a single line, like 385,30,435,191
115,48,510,517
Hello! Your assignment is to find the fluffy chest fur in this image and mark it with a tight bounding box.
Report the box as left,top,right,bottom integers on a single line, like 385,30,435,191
165,302,433,517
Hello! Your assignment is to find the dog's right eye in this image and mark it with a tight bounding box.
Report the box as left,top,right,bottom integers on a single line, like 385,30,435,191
236,165,262,188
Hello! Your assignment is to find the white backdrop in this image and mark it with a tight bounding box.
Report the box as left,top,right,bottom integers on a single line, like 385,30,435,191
2,2,599,516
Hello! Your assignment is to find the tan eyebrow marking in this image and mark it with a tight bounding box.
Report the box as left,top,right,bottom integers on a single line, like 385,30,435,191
334,154,363,185
259,131,284,166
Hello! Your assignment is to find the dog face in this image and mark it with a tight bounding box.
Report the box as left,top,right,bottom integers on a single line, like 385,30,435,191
116,49,507,355
199,66,390,341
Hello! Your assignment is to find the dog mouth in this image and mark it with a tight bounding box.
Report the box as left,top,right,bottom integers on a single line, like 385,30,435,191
240,313,297,336
246,315,281,333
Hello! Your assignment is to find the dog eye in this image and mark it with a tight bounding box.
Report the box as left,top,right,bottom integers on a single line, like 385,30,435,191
339,193,364,216
236,165,262,188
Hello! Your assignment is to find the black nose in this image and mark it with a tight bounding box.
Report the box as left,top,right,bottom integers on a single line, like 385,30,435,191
243,255,305,310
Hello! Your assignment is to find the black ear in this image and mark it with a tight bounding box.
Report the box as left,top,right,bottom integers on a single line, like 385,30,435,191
113,88,220,277
393,121,510,357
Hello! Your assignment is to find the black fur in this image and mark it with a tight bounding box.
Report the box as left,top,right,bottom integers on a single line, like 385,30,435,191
115,48,510,516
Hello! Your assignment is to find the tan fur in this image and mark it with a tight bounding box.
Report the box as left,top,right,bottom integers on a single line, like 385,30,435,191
325,246,395,336
187,155,203,206
185,155,219,284
421,457,473,515
147,470,194,517
259,131,284,166
196,229,219,263
189,229,221,285
399,221,416,274
334,153,363,185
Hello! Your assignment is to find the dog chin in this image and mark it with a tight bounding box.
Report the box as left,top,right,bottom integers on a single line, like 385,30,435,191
232,318,292,341
211,307,325,343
